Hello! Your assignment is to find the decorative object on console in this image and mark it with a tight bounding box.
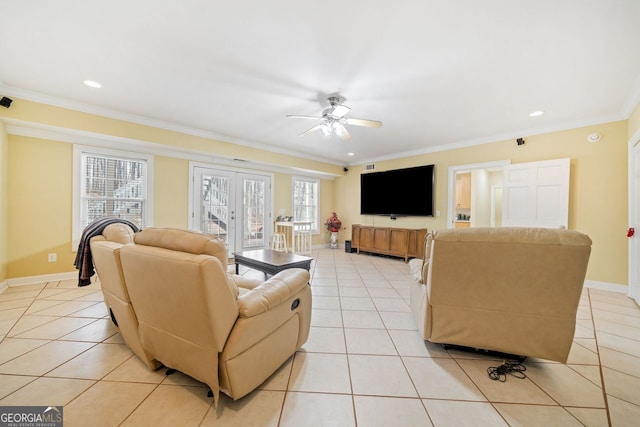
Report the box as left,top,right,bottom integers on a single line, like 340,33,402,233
325,212,342,249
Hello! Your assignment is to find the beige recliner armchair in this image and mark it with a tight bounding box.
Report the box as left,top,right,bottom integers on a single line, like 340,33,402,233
111,227,312,402
90,223,160,370
409,227,591,362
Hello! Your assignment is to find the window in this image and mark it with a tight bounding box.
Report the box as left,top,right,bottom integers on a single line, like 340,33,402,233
73,146,153,246
292,176,319,232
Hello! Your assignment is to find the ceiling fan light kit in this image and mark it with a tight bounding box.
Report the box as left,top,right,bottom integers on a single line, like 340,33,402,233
287,96,382,141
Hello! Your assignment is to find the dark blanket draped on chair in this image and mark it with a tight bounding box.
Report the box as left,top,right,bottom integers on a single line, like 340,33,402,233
74,217,140,287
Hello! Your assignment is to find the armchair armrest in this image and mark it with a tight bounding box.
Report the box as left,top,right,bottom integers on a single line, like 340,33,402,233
237,269,310,318
228,274,262,291
89,235,106,244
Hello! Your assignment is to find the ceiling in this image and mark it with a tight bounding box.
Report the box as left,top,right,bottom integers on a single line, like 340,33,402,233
1,1,640,166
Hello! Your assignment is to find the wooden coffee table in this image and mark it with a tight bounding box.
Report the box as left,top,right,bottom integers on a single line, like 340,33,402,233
233,249,313,278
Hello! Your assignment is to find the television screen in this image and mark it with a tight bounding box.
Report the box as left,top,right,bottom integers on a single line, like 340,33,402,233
360,165,434,217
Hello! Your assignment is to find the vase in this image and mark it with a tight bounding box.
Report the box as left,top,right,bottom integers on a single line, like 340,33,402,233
330,231,338,249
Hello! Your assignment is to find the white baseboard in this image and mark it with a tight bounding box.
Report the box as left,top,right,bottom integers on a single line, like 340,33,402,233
7,271,77,288
584,280,628,294
0,279,8,294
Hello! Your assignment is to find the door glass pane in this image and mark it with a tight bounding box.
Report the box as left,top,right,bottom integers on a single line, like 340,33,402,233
243,178,265,248
201,174,229,244
293,178,318,231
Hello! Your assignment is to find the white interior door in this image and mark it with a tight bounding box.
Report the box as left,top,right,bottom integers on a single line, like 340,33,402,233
191,166,271,255
502,158,570,228
628,142,640,303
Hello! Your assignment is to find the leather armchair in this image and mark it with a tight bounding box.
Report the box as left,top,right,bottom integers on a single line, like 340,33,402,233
108,227,312,402
90,223,160,370
408,227,591,362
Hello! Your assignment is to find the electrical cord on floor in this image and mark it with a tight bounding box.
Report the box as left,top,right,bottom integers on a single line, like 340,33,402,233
487,360,527,382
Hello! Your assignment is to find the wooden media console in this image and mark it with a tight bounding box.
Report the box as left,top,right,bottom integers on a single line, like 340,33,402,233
351,225,428,262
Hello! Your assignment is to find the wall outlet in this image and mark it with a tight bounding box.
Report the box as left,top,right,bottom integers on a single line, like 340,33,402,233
47,253,57,262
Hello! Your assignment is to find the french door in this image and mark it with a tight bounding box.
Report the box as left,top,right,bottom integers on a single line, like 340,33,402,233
190,165,272,256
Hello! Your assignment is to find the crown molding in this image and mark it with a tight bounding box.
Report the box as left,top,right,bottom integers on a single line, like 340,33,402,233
351,113,625,167
2,118,341,180
0,82,343,167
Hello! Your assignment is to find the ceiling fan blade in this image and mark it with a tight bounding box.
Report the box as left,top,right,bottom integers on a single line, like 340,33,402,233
286,114,323,120
346,118,383,128
332,105,351,118
299,124,322,136
338,125,351,141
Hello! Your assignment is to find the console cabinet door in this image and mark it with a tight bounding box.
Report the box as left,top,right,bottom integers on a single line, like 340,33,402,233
359,227,374,250
373,228,390,251
389,229,408,257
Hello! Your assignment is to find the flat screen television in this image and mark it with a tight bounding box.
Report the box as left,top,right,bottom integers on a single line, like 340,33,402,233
360,164,435,217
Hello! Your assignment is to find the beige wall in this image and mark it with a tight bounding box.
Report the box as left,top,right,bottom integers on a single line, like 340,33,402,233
273,172,292,220
8,135,74,278
319,179,336,242
0,99,343,279
154,156,190,229
335,120,629,285
0,122,8,283
1,97,638,285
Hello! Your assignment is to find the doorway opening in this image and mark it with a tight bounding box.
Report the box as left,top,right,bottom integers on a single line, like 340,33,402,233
448,160,509,229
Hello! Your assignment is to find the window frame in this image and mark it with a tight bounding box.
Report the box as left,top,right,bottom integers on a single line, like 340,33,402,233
72,145,154,248
292,175,319,233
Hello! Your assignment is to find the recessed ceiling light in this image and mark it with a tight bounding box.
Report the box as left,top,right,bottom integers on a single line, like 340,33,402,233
529,110,544,117
83,80,102,88
348,152,355,156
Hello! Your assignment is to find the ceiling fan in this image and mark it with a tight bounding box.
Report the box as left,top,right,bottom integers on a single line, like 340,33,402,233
287,96,382,141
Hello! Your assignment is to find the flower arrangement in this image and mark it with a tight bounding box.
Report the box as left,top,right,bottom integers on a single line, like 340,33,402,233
325,212,342,232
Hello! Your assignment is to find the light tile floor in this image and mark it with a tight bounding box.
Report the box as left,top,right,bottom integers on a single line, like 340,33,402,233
1,248,639,426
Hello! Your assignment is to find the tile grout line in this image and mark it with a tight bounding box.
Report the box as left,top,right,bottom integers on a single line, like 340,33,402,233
1,282,52,342
587,288,613,427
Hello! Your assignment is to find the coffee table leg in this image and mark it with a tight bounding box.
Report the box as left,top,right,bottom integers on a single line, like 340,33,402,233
235,262,239,275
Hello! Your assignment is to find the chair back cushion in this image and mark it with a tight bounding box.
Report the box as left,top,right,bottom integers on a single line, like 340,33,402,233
133,227,237,296
119,228,240,394
426,227,591,362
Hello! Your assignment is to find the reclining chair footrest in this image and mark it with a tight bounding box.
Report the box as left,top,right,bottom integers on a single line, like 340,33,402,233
441,343,526,362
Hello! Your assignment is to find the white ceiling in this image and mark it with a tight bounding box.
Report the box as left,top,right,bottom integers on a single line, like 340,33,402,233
1,0,640,166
